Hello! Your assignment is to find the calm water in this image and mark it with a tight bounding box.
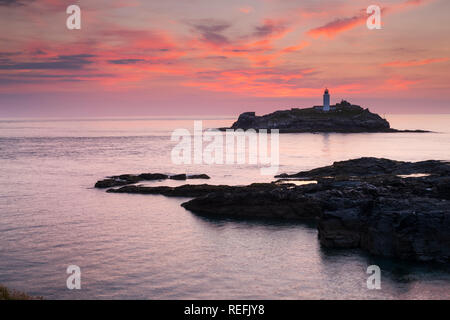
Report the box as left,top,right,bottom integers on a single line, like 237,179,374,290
0,114,449,299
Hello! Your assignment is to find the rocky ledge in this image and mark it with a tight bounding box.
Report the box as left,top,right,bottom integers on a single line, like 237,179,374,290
94,173,210,188
226,100,428,133
95,158,449,263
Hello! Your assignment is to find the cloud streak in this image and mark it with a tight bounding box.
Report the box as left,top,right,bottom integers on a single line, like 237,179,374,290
307,13,366,39
306,0,433,39
0,54,96,70
382,57,448,67
0,0,33,6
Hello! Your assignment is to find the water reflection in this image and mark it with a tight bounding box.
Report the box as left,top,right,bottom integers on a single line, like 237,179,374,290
187,211,317,231
321,133,330,156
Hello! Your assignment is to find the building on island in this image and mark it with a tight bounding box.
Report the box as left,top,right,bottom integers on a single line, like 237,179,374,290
323,88,330,111
308,89,363,112
313,88,336,111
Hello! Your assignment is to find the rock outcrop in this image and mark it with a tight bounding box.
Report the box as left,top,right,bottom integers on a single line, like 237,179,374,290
107,183,238,197
95,158,449,263
94,173,210,188
318,196,449,263
275,157,450,178
181,184,322,220
227,101,427,133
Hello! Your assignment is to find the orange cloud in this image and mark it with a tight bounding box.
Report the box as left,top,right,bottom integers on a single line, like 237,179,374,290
180,68,365,98
183,79,362,98
381,77,420,91
239,6,253,14
0,0,440,102
282,41,310,53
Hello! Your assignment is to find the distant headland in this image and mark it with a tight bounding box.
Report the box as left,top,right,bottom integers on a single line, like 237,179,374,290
225,89,429,133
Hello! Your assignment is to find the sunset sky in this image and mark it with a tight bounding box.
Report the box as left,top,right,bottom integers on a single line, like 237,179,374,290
1,0,449,117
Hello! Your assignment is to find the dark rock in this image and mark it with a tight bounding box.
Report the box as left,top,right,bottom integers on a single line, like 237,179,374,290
170,174,187,180
276,157,449,178
94,172,209,188
94,175,141,188
231,112,257,129
108,183,278,197
138,173,168,180
318,197,450,263
188,174,211,179
181,185,322,220
434,177,450,200
107,184,238,197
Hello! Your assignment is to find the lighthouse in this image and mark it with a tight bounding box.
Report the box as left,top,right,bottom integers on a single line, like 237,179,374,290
323,88,330,111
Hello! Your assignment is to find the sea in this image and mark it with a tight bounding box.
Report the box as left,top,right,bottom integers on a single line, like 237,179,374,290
0,114,449,299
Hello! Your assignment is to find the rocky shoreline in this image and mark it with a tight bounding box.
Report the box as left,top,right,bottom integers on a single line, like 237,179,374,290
94,158,449,263
224,101,429,133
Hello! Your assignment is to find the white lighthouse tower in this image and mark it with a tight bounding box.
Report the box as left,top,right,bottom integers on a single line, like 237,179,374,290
323,88,330,111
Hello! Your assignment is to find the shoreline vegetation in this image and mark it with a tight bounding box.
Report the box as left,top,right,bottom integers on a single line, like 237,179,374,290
221,101,429,133
95,157,449,264
0,284,41,300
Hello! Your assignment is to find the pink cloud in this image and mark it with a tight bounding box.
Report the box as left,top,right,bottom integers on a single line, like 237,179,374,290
382,58,449,68
306,0,433,39
307,14,366,39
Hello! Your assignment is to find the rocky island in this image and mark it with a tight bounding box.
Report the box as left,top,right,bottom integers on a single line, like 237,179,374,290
226,99,427,133
94,157,449,264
